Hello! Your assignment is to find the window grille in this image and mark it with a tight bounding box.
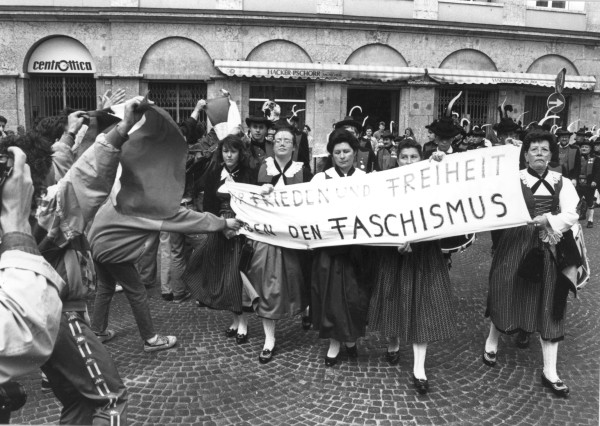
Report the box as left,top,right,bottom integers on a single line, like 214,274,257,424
148,82,207,125
436,88,498,126
28,74,96,124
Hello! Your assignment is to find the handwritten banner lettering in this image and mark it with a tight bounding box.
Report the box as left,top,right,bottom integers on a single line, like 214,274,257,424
226,146,531,249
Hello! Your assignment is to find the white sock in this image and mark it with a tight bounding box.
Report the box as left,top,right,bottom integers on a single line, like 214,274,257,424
262,318,276,350
327,339,341,358
146,334,158,344
302,306,310,318
485,322,500,353
237,313,248,335
540,337,560,382
413,343,428,380
229,313,240,330
587,209,594,222
388,336,400,353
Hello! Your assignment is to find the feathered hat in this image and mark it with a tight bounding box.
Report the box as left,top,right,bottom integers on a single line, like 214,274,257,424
469,125,486,137
426,92,463,139
492,100,521,134
335,105,363,133
245,99,277,127
575,126,590,137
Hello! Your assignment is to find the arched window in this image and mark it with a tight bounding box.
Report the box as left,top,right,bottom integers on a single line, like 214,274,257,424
26,37,97,125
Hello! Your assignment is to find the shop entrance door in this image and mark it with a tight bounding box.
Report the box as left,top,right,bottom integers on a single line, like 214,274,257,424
347,88,399,134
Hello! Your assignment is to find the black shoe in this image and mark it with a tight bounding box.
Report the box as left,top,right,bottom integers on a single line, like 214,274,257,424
386,349,400,365
325,354,338,367
259,347,276,364
587,221,594,229
161,293,174,301
195,299,207,308
482,350,497,367
515,331,530,349
225,328,237,338
413,376,429,395
345,344,358,358
302,316,312,331
541,373,570,398
236,333,248,344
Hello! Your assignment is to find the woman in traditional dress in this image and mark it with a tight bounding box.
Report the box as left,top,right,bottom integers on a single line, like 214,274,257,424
183,134,255,344
368,138,457,394
310,128,372,367
247,124,312,364
483,130,580,398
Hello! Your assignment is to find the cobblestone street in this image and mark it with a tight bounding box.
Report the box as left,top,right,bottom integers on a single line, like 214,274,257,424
13,228,600,426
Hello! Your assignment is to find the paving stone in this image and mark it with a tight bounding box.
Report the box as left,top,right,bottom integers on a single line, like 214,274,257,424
10,229,600,425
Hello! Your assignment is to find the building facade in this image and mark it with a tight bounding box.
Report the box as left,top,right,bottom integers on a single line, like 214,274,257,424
1,0,598,153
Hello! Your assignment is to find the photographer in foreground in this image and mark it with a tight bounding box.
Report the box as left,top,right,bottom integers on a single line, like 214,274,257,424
0,146,64,423
13,99,147,425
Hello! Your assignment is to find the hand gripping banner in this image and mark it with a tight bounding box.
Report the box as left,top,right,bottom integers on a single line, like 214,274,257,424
226,146,531,249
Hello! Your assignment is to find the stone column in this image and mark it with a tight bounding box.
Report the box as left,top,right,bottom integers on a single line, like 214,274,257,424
404,85,436,145
569,92,597,128
311,81,345,157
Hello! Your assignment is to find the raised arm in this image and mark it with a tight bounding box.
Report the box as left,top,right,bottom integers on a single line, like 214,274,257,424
37,98,143,239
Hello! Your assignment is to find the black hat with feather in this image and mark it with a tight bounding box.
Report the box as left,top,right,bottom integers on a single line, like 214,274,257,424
426,92,463,139
492,100,521,134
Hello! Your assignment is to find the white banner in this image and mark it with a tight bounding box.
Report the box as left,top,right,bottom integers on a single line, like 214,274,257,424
226,145,531,249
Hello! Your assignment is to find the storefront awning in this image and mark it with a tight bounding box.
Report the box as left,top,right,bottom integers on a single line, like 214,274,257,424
428,68,596,91
214,60,425,82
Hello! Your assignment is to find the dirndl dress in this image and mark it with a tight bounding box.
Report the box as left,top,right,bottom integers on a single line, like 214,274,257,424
311,245,372,341
183,198,245,313
244,157,310,320
486,169,580,342
309,166,371,341
368,242,456,343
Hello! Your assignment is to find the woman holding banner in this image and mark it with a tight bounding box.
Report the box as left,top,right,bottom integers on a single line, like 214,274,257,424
483,130,579,398
183,134,255,344
368,138,456,394
247,124,312,364
310,129,372,367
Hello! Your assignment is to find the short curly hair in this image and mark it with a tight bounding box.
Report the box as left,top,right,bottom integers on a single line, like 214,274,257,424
35,115,67,144
397,138,423,159
522,130,558,157
272,124,297,147
327,128,359,154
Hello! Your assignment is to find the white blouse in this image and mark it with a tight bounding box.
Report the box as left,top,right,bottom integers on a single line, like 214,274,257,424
311,167,366,182
520,169,579,233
